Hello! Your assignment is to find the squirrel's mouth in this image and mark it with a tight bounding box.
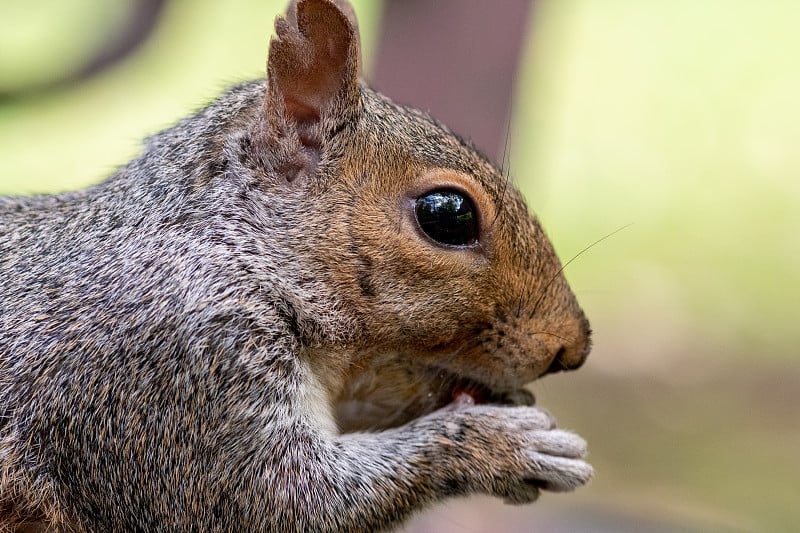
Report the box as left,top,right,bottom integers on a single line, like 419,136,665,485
334,362,536,433
448,378,499,405
445,376,536,408
450,380,495,404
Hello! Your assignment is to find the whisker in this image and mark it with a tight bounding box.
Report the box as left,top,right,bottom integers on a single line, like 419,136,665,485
500,111,512,176
492,108,514,226
433,338,474,372
516,289,525,318
531,223,633,316
531,330,569,343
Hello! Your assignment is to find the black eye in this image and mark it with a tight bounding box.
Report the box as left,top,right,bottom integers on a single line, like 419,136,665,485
414,190,479,246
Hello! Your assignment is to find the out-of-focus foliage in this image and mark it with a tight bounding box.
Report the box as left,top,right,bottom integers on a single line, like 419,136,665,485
508,1,800,531
0,1,133,92
0,0,382,194
515,0,800,364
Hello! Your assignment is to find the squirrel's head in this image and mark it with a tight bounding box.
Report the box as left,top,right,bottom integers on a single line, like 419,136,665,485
254,0,590,429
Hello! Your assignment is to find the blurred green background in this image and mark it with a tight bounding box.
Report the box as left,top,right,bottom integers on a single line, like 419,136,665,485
1,1,797,531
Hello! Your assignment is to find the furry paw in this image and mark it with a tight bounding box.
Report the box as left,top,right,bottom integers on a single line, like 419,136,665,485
430,404,593,503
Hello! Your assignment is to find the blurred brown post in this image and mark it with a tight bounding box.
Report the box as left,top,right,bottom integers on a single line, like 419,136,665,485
371,0,533,162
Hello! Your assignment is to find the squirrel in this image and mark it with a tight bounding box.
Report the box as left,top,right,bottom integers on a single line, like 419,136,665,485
0,0,593,531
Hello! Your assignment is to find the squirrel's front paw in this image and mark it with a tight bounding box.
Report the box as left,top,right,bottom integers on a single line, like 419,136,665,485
434,405,593,504
499,426,593,504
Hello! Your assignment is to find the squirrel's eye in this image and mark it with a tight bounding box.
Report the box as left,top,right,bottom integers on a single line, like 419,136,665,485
414,190,479,247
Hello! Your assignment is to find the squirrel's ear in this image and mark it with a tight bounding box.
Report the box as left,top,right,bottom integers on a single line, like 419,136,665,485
266,0,362,131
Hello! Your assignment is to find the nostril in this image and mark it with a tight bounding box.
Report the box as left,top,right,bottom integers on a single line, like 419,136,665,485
545,346,567,375
542,315,592,376
554,345,566,362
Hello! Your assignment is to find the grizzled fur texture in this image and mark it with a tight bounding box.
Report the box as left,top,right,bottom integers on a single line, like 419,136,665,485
0,0,593,531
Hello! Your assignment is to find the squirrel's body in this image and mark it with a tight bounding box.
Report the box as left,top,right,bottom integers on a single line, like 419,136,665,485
1,2,593,531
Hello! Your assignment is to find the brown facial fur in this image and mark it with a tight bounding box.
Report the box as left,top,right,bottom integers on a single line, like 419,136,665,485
260,1,591,431
274,82,591,427
317,97,591,429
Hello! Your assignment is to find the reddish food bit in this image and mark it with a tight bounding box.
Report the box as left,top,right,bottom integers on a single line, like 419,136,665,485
451,380,489,406
451,392,476,408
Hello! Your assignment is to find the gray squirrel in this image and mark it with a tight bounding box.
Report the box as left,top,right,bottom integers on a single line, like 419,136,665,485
0,0,593,531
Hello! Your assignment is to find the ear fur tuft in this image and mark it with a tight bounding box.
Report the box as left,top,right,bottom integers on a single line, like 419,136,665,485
266,0,361,128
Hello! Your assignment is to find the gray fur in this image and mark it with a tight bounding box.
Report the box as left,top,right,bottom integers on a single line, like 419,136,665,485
0,1,592,531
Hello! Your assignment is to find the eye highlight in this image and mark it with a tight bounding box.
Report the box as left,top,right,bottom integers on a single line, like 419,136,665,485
414,190,479,247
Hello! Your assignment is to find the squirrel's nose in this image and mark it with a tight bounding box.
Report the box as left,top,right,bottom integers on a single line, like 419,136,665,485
544,315,592,375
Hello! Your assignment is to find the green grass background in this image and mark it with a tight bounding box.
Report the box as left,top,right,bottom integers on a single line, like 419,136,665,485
1,1,798,531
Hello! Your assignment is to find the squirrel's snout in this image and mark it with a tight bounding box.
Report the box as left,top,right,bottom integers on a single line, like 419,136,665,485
543,315,592,376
